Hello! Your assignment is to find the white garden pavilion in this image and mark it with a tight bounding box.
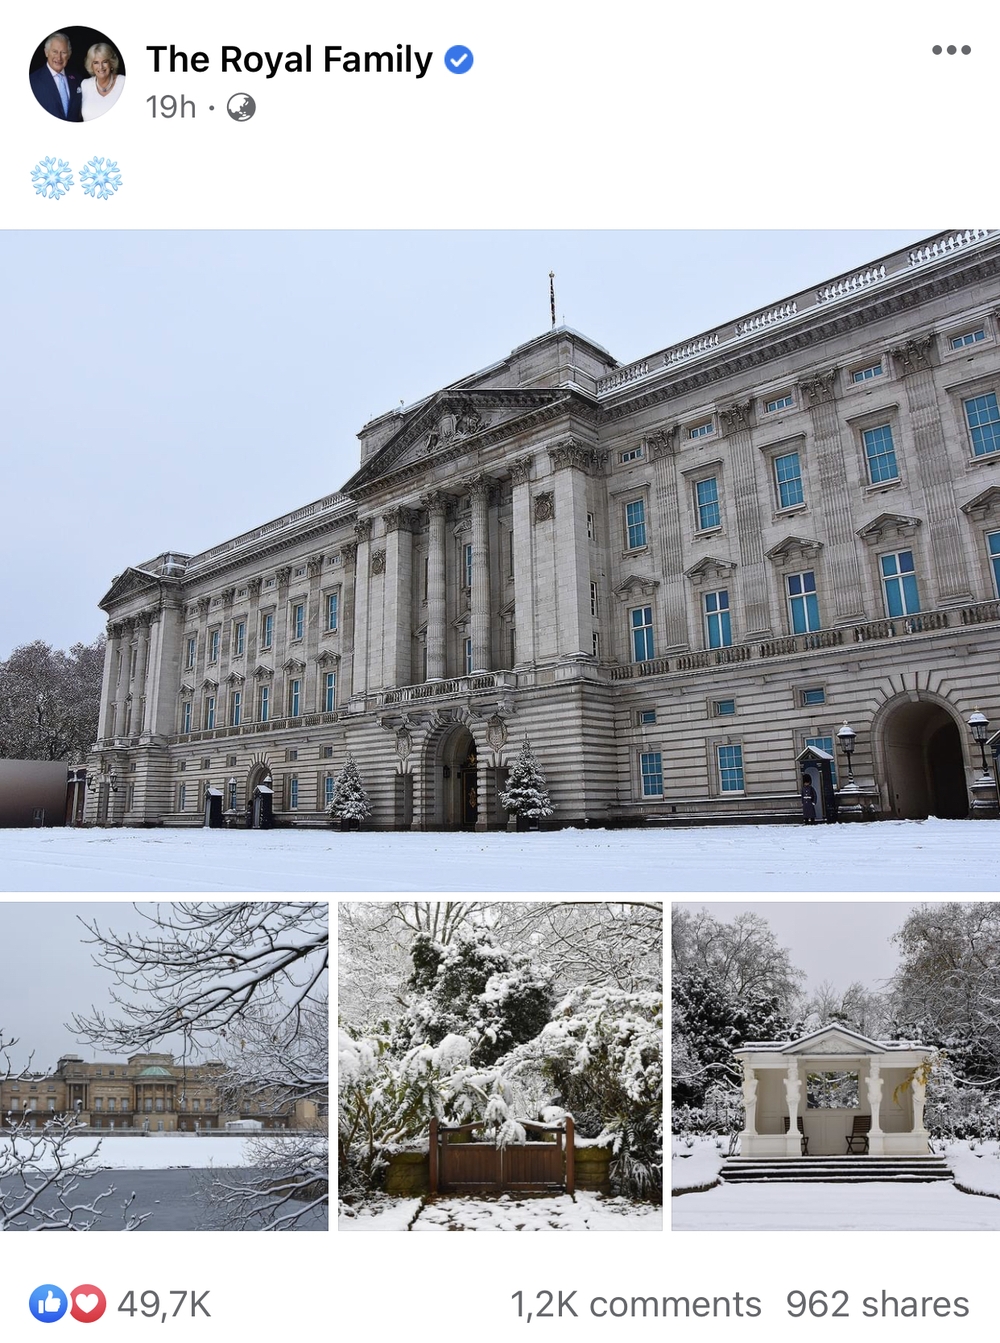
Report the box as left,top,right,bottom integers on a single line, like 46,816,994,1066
734,1024,933,1159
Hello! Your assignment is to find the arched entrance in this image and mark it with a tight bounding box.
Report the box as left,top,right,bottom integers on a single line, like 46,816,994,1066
420,725,480,829
879,698,968,819
246,762,274,829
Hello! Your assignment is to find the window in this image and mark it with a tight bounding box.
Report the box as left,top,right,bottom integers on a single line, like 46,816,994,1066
95,1097,103,1110
591,631,600,658
964,392,1000,457
774,451,804,509
952,329,986,349
324,671,337,712
126,784,135,810
178,783,187,810
259,685,270,722
231,690,242,727
209,629,220,663
630,606,655,662
289,776,299,809
695,476,721,531
156,1098,164,1112
986,531,1000,598
852,362,883,383
463,542,473,588
863,423,899,483
108,1097,116,1111
704,590,732,649
805,736,837,785
766,393,794,413
620,446,644,463
129,647,137,679
287,749,298,762
327,592,339,631
324,774,335,808
233,621,245,657
637,708,657,725
464,637,473,674
205,696,216,730
193,1099,201,1112
590,581,599,617
261,613,274,649
786,570,820,633
713,699,736,716
292,603,305,640
801,686,826,706
624,499,647,550
689,420,715,439
323,744,334,759
717,743,745,792
185,636,196,668
881,550,921,617
181,702,192,733
289,679,301,717
640,751,663,797
587,511,596,539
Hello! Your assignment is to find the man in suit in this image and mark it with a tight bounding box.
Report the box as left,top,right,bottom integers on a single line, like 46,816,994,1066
30,33,82,122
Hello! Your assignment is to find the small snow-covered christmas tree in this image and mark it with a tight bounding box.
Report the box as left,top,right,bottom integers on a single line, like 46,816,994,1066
499,739,553,821
325,753,372,826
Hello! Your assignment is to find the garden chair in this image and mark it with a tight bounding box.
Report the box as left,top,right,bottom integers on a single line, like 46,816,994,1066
845,1114,871,1154
783,1116,809,1154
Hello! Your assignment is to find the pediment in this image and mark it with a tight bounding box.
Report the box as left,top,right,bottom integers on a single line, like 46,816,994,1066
177,682,194,698
783,1024,884,1056
282,657,307,673
857,512,921,545
342,388,574,495
225,671,245,685
766,535,823,563
201,677,219,690
99,566,160,611
685,555,736,582
252,664,274,680
615,573,660,601
961,486,1000,522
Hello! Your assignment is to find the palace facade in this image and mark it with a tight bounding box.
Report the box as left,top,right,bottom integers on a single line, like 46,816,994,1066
0,1053,319,1131
87,229,1000,829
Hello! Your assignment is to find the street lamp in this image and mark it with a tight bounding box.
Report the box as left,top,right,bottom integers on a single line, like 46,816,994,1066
836,721,857,786
228,776,237,810
968,709,991,778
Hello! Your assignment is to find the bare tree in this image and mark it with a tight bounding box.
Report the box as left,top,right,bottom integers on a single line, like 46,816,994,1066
672,907,803,1008
201,1129,327,1231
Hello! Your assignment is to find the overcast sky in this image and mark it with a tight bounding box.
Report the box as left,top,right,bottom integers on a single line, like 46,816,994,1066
0,228,932,657
0,902,193,1070
676,900,946,995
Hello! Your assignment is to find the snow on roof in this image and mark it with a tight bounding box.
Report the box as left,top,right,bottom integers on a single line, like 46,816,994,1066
736,1022,926,1052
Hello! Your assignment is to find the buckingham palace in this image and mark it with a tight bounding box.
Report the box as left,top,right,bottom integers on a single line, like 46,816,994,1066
86,229,1000,829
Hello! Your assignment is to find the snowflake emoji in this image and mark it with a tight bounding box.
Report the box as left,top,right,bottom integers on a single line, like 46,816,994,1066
80,156,122,201
30,156,73,200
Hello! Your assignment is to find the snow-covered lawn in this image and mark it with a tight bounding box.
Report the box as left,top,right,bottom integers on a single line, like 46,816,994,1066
945,1141,1000,1197
4,819,999,892
339,1191,662,1231
672,1138,726,1194
0,1134,258,1170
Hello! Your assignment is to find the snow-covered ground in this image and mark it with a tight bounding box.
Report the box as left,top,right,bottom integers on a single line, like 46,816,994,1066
4,819,999,892
0,1134,257,1170
339,1192,662,1231
672,1139,725,1193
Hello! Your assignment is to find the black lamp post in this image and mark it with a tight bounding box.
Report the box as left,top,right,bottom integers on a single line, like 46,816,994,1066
968,709,990,778
228,776,237,810
836,721,857,786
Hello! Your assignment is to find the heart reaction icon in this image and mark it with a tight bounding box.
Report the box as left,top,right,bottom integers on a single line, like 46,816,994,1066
70,1286,107,1324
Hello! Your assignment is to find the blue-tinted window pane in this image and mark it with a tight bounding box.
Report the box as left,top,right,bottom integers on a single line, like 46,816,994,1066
805,736,837,785
774,452,804,508
965,393,1000,457
989,531,1000,598
881,551,920,616
766,394,794,412
714,699,736,716
853,363,882,383
625,499,647,549
787,571,820,634
863,424,899,483
689,421,714,439
802,687,826,706
952,329,986,349
695,477,720,530
640,751,663,797
718,744,745,792
631,606,654,662
704,590,732,649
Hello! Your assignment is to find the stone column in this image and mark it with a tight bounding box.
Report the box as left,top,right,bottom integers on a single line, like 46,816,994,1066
801,369,867,622
305,556,324,709
351,520,373,696
383,508,415,687
893,337,973,603
97,622,121,740
466,475,493,672
273,568,292,711
340,542,358,699
866,1058,884,1156
722,400,772,637
649,428,689,648
509,457,536,666
423,492,449,679
132,612,152,736
112,619,134,741
548,442,599,660
740,1062,758,1140
911,1070,928,1137
784,1056,802,1157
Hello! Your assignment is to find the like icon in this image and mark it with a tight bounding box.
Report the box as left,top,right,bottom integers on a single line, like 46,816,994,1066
29,1285,67,1322
70,1286,107,1323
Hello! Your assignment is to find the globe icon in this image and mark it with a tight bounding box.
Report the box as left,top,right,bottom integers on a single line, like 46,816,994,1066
227,93,256,121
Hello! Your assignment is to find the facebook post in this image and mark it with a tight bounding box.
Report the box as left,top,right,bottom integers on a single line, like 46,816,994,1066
1,0,999,1336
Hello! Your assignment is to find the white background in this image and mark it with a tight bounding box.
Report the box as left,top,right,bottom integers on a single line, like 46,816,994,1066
5,0,1000,1335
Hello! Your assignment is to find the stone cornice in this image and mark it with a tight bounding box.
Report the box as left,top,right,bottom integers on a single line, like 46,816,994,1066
856,512,922,546
548,438,607,474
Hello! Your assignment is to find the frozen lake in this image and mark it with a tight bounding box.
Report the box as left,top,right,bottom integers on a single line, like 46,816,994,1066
1,819,998,892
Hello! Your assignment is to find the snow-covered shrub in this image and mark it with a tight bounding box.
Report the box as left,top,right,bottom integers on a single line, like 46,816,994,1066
499,986,663,1201
400,929,555,1066
499,740,553,820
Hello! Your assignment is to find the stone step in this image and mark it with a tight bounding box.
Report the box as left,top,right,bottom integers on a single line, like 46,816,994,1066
721,1157,952,1184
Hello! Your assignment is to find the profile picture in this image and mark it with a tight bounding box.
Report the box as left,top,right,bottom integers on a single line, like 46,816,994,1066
28,26,126,123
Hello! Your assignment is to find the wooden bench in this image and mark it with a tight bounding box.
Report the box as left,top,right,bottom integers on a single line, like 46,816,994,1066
846,1114,871,1154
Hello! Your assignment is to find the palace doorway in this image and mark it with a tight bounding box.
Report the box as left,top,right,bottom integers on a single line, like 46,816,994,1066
879,698,967,819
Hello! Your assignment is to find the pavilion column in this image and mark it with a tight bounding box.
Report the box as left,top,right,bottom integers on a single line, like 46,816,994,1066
911,1071,928,1140
783,1057,802,1157
466,474,493,673
866,1058,884,1156
423,492,448,679
740,1062,758,1141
